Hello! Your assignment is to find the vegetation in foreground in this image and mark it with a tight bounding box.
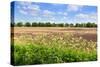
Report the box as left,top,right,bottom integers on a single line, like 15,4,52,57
11,33,97,65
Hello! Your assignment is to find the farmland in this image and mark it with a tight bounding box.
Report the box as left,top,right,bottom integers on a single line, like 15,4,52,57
11,1,98,66
11,27,97,65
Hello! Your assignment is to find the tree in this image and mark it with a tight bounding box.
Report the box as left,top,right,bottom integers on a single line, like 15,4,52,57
38,22,45,27
91,23,97,27
94,23,97,27
65,23,69,27
57,23,64,27
70,23,74,27
52,23,56,27
75,23,79,27
25,22,31,27
45,22,51,27
86,22,92,27
16,22,23,27
81,23,86,27
32,22,37,27
14,22,97,27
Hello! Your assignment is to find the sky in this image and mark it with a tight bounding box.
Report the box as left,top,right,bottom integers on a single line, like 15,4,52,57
11,1,97,24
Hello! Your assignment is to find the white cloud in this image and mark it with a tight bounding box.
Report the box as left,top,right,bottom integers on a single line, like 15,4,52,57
43,10,57,21
58,12,62,15
37,17,41,20
57,12,61,14
89,13,97,20
17,2,40,16
27,4,40,11
57,12,67,16
18,1,32,6
50,3,63,6
63,16,67,19
76,13,97,20
63,12,67,16
51,3,59,6
43,10,54,17
51,17,55,21
19,10,27,15
76,13,88,18
27,5,40,16
67,4,83,12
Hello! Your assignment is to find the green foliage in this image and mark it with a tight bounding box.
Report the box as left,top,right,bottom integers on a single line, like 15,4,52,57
45,22,51,27
11,33,97,65
57,23,64,27
12,44,97,65
52,23,57,27
38,22,45,27
86,22,97,27
14,22,97,27
16,22,23,27
32,22,37,27
75,23,81,27
25,22,31,27
69,23,74,27
65,23,69,27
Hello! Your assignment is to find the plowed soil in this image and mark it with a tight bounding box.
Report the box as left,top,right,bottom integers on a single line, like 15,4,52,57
11,27,97,42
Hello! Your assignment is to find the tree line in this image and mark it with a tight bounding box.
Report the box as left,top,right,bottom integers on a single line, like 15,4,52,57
11,22,97,27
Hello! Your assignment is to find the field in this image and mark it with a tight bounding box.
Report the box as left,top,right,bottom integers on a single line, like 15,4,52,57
11,27,97,65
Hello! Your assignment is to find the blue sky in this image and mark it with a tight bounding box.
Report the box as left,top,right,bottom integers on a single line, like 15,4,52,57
11,1,97,24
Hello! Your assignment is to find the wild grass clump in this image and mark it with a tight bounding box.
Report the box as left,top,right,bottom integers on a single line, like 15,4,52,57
11,33,97,65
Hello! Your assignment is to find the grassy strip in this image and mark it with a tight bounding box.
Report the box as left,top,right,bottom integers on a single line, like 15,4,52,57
11,43,97,65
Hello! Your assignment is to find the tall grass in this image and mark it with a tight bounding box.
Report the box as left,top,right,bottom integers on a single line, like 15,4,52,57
11,33,97,65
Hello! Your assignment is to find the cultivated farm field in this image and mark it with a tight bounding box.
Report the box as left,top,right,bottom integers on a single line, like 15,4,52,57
11,27,97,65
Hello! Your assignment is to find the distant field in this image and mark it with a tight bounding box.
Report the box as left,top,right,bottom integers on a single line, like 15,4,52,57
11,27,97,65
12,27,97,42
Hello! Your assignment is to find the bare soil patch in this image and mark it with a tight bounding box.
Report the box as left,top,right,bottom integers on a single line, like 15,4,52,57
74,33,97,42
